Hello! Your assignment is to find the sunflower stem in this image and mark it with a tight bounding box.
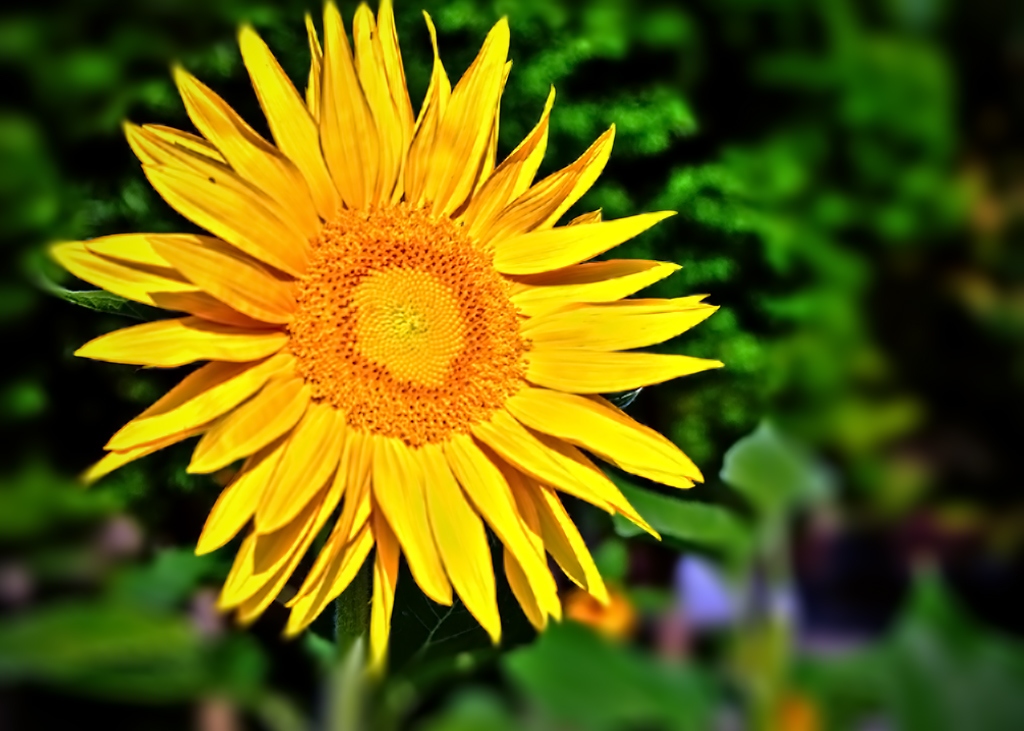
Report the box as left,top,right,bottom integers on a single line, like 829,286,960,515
334,558,372,655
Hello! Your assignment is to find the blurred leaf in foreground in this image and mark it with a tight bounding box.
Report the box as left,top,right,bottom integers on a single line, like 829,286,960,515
0,462,121,541
802,568,1024,731
503,621,715,731
0,601,206,702
108,548,224,611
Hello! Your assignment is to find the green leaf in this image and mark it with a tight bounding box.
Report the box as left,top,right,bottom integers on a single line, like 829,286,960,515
611,478,752,559
720,421,834,516
301,631,337,674
503,622,715,731
417,688,518,731
800,569,1024,731
0,462,121,540
36,270,160,320
593,538,629,582
879,570,1024,731
0,601,207,702
208,634,269,704
108,548,224,611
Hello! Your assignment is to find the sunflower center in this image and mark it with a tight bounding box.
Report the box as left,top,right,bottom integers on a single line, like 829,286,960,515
289,205,528,446
351,268,464,387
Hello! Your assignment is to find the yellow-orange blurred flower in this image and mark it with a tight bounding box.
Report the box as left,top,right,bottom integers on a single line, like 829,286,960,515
565,584,638,641
775,691,820,731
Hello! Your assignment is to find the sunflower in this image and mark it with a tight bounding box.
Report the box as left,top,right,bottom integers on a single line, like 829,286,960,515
52,0,721,668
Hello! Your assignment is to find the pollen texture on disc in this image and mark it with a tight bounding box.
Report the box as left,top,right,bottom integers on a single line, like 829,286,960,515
289,205,528,447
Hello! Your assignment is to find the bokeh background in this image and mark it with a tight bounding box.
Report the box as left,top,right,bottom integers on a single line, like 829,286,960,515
2,0,1023,728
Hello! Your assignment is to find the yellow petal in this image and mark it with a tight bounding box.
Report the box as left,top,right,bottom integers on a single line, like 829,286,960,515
535,129,615,231
75,316,287,368
567,209,603,226
320,1,379,210
536,432,657,536
285,430,372,619
509,259,683,318
253,479,333,576
526,348,722,393
443,435,559,619
544,434,659,535
224,464,348,621
125,122,225,165
82,425,205,485
238,25,341,220
227,492,324,620
50,240,194,306
481,127,614,247
472,410,592,502
500,464,561,622
507,387,706,487
106,353,292,451
420,443,500,643
472,409,651,533
195,440,286,555
128,122,314,275
369,510,400,673
143,163,309,277
504,548,545,631
234,562,294,625
189,376,310,474
494,211,676,275
285,447,371,614
403,12,451,207
172,65,321,240
284,523,374,637
371,438,452,605
255,402,345,533
150,234,297,325
522,299,718,351
461,87,555,239
217,534,257,609
84,233,175,268
52,239,263,328
353,5,403,206
530,481,608,604
329,430,374,568
149,290,270,329
425,18,510,217
471,60,511,197
305,13,324,119
377,0,415,204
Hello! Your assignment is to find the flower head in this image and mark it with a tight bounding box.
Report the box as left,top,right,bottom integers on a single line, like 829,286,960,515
53,0,721,668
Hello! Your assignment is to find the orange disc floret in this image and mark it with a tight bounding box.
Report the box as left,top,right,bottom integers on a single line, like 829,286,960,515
289,204,528,446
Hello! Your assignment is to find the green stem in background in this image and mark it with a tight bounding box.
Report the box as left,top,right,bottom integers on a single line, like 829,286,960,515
327,558,373,731
334,558,372,654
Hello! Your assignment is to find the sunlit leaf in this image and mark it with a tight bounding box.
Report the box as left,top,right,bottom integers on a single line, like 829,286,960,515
720,421,833,516
503,621,715,731
610,477,752,559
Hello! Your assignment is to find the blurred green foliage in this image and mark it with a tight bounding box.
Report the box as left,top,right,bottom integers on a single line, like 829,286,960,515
2,0,1021,727
799,569,1024,731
